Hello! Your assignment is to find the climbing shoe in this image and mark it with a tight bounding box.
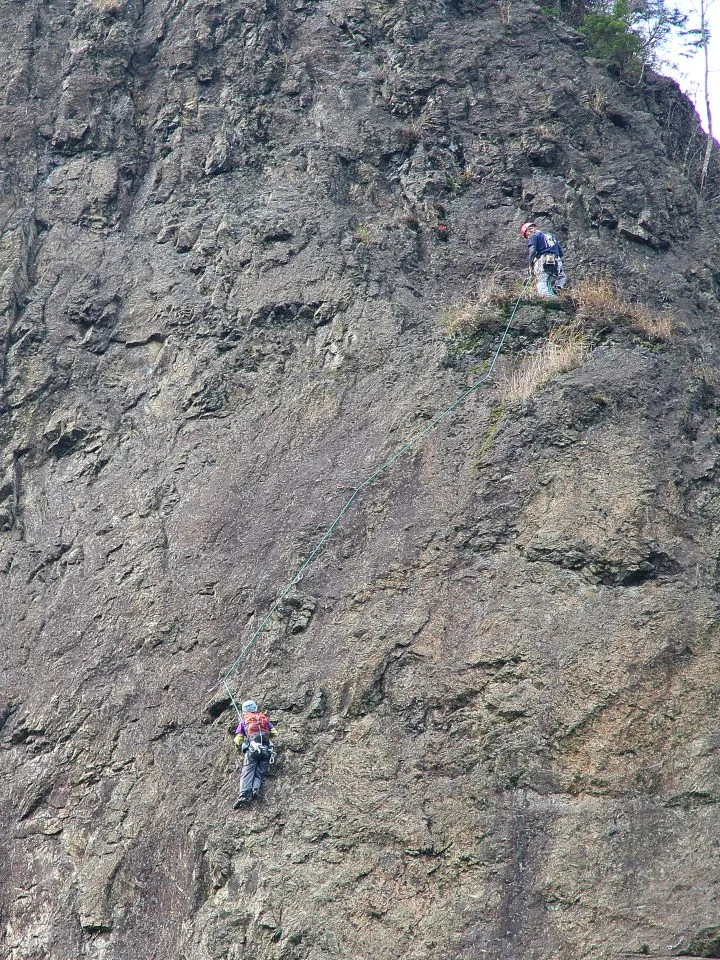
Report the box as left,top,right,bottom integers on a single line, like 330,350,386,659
233,793,252,809
252,788,260,799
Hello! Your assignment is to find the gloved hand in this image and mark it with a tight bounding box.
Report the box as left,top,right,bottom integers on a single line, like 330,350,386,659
269,728,277,739
234,734,245,750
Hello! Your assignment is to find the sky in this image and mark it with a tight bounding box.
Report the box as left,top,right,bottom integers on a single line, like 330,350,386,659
662,0,720,137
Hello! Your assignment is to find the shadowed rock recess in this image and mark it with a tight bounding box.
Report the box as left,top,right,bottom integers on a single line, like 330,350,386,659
2,0,720,957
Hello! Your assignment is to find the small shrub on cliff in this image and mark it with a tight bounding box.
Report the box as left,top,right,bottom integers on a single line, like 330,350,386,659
500,325,589,402
581,0,644,75
580,0,687,78
691,362,720,389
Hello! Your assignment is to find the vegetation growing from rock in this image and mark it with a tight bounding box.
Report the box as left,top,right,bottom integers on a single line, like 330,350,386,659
438,276,675,367
581,0,646,75
553,0,688,79
500,324,591,402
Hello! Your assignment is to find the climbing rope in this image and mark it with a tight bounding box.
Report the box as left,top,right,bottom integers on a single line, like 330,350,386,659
216,279,530,714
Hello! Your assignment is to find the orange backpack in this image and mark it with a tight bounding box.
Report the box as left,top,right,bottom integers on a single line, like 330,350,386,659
243,710,271,738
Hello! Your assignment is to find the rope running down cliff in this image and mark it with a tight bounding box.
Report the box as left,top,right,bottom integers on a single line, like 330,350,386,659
217,279,531,715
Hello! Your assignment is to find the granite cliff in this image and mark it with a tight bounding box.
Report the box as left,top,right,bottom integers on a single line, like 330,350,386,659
2,1,720,958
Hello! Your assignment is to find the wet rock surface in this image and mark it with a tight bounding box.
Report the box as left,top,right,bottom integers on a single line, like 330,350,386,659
1,1,720,958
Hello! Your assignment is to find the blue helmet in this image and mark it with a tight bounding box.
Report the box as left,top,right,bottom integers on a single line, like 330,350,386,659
242,699,258,713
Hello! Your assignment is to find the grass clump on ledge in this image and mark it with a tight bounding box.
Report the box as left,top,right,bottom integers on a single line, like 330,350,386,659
438,275,674,367
500,325,590,402
567,277,674,342
436,275,674,407
438,274,528,339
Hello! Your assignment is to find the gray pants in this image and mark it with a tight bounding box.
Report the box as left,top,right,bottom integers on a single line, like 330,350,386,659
238,746,271,797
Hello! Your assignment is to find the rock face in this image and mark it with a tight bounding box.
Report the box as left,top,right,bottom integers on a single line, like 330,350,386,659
1,1,720,958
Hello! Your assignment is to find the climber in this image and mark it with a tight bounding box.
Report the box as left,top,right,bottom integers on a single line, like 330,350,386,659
233,699,276,808
520,222,567,297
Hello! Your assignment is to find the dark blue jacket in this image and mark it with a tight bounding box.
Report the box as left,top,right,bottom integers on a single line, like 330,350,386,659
528,231,563,265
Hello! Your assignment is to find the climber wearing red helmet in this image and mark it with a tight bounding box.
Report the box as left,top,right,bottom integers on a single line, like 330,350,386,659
520,222,567,297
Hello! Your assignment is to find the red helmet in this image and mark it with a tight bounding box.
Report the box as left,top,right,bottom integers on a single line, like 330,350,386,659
520,221,536,238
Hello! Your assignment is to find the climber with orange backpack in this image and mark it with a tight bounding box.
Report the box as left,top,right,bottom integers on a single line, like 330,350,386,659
520,221,567,297
233,699,277,808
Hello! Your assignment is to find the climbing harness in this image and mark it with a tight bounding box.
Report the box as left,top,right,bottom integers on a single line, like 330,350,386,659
248,736,274,762
216,278,531,716
538,257,557,297
540,253,559,278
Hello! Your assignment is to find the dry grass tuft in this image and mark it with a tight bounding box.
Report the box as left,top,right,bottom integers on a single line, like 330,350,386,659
440,282,504,338
692,362,720,388
624,304,674,342
93,0,124,13
438,273,527,339
590,86,608,115
438,301,483,338
500,325,589,402
498,0,513,26
567,277,673,342
439,275,673,358
567,277,618,320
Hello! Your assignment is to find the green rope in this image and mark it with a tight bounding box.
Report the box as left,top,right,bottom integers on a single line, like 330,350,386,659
217,280,529,710
223,679,243,719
